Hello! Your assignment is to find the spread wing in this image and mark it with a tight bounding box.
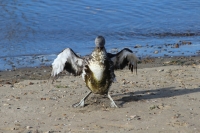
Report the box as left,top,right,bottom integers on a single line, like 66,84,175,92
107,48,138,74
51,48,84,77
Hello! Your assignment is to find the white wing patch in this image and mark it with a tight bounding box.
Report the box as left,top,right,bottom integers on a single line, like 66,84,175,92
51,49,69,76
51,48,83,76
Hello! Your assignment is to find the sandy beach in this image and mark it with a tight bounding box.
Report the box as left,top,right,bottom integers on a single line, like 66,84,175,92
0,56,200,133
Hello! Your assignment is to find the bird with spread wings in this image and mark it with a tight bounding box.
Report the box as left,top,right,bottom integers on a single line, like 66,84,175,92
51,36,138,107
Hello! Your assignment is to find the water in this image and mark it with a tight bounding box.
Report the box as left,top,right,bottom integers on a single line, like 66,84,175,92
0,0,200,70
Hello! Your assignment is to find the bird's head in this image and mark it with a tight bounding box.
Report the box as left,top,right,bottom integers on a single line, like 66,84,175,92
95,36,105,49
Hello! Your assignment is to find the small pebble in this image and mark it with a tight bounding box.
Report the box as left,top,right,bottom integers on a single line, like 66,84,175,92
158,69,164,72
26,126,32,129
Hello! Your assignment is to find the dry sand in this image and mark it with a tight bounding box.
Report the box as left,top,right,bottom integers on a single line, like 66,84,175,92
0,56,200,133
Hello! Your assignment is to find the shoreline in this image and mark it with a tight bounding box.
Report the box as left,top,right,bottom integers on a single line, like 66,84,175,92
1,55,200,85
0,40,199,71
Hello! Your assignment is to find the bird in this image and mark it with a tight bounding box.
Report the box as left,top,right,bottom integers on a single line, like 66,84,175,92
51,36,138,108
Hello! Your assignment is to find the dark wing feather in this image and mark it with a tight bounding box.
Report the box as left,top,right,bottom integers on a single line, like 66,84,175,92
107,48,138,74
51,48,84,77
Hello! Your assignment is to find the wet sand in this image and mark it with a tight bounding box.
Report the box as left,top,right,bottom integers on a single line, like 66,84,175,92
0,56,200,133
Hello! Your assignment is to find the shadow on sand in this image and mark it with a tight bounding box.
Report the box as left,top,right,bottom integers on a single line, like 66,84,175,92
113,87,200,106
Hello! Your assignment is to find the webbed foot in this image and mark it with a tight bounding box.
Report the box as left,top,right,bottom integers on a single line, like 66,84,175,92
110,101,118,108
72,99,85,107
72,91,92,108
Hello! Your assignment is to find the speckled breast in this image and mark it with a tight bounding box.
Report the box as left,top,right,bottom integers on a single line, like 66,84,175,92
84,48,113,94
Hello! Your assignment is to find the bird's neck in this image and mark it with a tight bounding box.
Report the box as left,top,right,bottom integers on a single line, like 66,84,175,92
91,47,107,61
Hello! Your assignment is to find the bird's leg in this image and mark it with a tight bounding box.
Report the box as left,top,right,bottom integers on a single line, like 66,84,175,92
108,93,118,108
72,91,92,107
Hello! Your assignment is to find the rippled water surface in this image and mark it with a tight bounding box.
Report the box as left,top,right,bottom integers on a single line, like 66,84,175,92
0,0,200,70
